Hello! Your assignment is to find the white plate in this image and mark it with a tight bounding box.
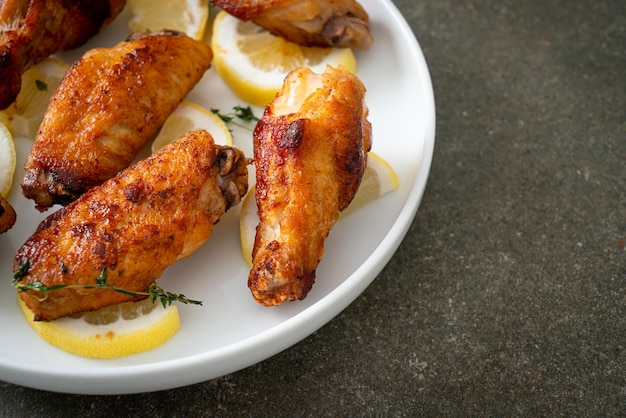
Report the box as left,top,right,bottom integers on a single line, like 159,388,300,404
0,0,435,394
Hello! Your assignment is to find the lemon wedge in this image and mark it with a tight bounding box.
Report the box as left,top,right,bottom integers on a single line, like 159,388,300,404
0,58,70,138
151,101,233,153
211,11,357,107
239,152,399,266
0,122,16,198
19,296,181,359
341,152,400,217
128,0,209,40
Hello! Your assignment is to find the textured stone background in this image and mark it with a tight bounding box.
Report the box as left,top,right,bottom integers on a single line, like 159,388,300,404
1,0,624,416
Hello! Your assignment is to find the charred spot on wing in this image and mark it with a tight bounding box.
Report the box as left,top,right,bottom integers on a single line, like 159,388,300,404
279,119,307,149
124,178,149,204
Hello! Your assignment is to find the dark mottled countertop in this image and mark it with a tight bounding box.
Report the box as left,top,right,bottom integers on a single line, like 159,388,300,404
1,0,624,416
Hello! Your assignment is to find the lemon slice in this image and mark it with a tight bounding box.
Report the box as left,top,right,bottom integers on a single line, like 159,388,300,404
239,152,399,266
19,296,181,359
0,122,16,198
341,152,400,217
211,11,357,107
128,0,209,40
0,58,70,138
151,101,233,153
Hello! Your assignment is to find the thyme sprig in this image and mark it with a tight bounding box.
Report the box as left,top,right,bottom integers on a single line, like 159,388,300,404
211,105,260,131
13,261,202,308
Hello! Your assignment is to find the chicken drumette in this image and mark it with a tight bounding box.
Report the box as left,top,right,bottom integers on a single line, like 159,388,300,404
249,65,371,305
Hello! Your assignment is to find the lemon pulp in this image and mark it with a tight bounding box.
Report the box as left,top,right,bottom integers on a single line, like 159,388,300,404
0,122,16,198
211,11,357,107
151,101,232,153
127,0,209,40
0,57,70,138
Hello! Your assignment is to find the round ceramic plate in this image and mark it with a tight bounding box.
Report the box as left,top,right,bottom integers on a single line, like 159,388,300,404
0,0,435,394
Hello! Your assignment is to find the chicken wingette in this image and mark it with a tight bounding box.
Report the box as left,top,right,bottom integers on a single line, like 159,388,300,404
0,0,126,110
14,130,248,322
249,66,371,306
212,0,372,50
21,30,213,211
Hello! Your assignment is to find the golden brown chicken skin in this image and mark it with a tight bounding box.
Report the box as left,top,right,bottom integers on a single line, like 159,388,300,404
21,30,213,211
0,0,126,110
0,195,16,234
212,0,372,50
249,66,371,306
14,130,248,321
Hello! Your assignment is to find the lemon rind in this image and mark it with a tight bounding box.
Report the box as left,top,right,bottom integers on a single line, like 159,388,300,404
0,122,16,198
18,297,181,359
211,11,357,107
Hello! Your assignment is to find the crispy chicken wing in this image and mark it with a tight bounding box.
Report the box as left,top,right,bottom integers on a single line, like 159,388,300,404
249,66,371,305
21,30,213,211
14,130,248,321
0,0,126,110
0,195,16,234
213,0,372,50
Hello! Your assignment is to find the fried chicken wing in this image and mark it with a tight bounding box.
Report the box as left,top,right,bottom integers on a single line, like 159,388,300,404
249,66,371,305
213,0,372,50
0,0,126,110
14,130,248,321
0,195,16,234
21,30,213,211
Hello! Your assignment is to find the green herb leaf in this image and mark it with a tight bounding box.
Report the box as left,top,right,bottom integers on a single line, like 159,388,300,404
12,260,30,284
148,283,203,308
211,108,234,123
233,105,260,122
211,105,260,131
95,268,108,286
35,79,48,91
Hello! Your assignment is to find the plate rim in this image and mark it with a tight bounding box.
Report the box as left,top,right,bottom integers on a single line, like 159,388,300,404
0,0,436,394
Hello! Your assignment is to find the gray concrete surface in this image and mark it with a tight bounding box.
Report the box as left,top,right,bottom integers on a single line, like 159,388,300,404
1,0,624,416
